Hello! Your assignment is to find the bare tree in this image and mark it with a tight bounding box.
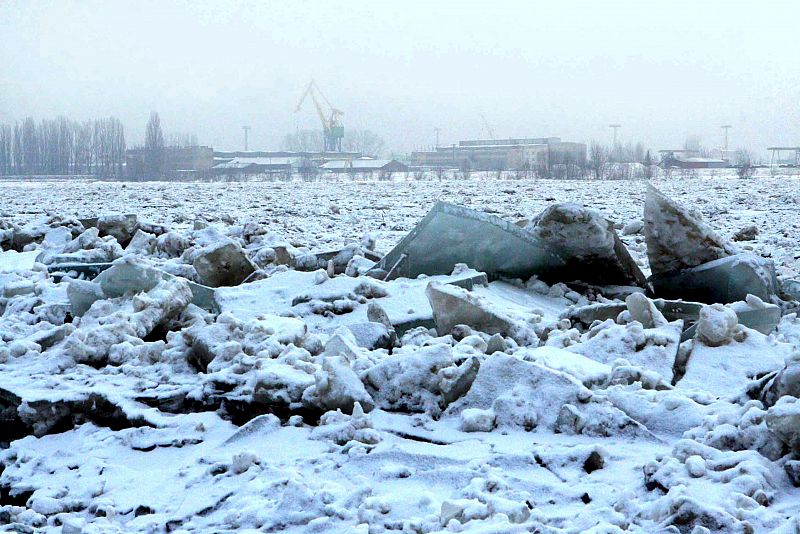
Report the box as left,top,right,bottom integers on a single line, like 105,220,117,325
12,123,22,174
683,135,712,157
21,117,39,173
0,124,11,175
145,111,164,177
734,149,755,179
589,141,608,180
342,130,385,157
642,150,654,179
0,116,126,177
458,158,472,180
283,130,323,152
166,132,198,148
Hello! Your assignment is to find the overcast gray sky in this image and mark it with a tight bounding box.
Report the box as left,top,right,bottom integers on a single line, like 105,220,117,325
1,0,798,156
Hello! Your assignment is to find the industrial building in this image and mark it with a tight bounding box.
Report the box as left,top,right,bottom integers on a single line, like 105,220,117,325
319,158,408,174
410,137,587,171
212,156,296,175
212,150,363,176
658,150,730,169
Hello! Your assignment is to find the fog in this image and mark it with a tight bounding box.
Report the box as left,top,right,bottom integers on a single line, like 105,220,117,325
1,0,798,155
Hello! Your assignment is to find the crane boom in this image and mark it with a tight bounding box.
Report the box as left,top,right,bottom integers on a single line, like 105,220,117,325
480,113,496,140
295,80,345,152
295,81,328,130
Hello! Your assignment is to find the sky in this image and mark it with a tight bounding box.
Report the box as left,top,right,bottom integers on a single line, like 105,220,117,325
1,0,799,157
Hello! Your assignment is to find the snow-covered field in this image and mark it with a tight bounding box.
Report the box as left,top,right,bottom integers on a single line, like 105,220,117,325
1,175,800,533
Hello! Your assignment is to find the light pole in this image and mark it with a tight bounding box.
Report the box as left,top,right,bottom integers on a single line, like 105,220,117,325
434,128,440,149
242,126,251,151
721,125,731,158
609,124,621,146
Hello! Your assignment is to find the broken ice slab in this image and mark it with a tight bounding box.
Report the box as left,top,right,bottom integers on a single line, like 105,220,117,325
67,280,104,317
0,249,40,273
294,245,382,274
444,353,593,432
425,279,576,343
193,241,256,288
0,384,152,442
343,322,395,350
375,276,562,337
97,214,139,245
426,282,538,345
564,300,702,328
644,184,739,275
93,260,218,312
368,201,566,281
680,300,782,341
733,304,781,335
781,279,800,301
368,201,644,287
676,334,792,397
215,266,488,335
528,203,647,287
566,283,645,301
649,253,778,304
48,262,114,282
654,300,704,321
566,296,780,340
563,303,627,326
78,216,99,229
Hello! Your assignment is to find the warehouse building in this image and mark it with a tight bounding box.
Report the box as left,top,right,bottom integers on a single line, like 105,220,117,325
212,156,297,175
658,150,730,169
213,150,362,166
410,137,586,171
319,158,408,174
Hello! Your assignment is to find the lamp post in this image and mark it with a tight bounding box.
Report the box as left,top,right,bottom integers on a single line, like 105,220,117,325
242,126,251,151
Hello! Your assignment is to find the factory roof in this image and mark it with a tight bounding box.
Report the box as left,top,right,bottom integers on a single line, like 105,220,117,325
320,158,399,170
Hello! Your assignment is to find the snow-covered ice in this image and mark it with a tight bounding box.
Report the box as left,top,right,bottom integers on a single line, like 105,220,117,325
1,176,800,533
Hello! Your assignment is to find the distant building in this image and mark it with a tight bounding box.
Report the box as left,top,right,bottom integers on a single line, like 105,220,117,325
658,150,730,169
319,158,409,173
410,137,587,171
213,150,361,166
319,158,408,173
125,146,214,178
213,156,297,175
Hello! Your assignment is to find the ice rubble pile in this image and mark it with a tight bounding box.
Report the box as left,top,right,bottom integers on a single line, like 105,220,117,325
0,187,799,533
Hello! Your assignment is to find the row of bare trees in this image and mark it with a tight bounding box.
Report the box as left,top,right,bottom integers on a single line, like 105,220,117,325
589,141,657,180
0,116,126,177
283,129,386,156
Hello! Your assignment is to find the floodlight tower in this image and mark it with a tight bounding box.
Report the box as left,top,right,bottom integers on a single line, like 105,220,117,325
242,126,251,151
721,125,732,157
609,124,621,146
434,127,441,149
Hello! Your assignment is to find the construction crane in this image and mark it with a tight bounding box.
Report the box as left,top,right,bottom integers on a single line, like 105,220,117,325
480,113,496,140
295,80,344,152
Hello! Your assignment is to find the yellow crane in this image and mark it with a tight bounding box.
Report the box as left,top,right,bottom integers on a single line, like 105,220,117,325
295,80,344,152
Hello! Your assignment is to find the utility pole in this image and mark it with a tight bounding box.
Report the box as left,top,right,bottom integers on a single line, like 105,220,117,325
242,126,251,151
609,124,621,146
721,125,731,158
434,128,440,149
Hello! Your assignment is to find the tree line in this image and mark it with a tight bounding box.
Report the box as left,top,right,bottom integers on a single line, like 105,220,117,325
283,128,386,157
0,116,125,177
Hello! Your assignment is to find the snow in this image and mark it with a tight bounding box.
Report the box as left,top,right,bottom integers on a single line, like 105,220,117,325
0,250,40,272
1,175,800,533
678,328,793,397
695,303,738,346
